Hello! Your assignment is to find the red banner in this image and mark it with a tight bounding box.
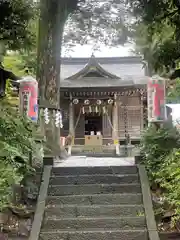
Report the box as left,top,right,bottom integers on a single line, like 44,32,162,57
19,77,38,122
147,77,166,122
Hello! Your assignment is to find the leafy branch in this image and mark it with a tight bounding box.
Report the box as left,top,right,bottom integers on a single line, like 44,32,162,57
0,99,37,210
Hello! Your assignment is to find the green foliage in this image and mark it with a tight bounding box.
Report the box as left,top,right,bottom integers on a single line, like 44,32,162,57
3,52,36,77
0,1,38,73
0,99,37,210
141,124,180,225
0,161,22,210
127,0,180,78
2,13,38,75
17,13,39,75
3,54,26,77
140,125,180,181
156,149,180,219
167,79,180,103
133,23,177,75
19,51,37,76
0,0,36,51
64,0,129,47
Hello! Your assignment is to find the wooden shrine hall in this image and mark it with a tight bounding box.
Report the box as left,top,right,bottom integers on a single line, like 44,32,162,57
60,55,148,155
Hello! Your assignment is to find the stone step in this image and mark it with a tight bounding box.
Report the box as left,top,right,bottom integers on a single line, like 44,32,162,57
159,232,180,240
42,216,146,230
72,152,116,157
46,193,143,205
39,229,148,240
52,166,138,176
49,174,139,185
48,183,141,196
8,238,27,240
6,234,27,240
45,204,144,218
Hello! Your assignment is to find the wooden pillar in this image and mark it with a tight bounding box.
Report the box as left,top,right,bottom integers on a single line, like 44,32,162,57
69,103,74,136
112,94,120,155
68,95,74,155
140,93,144,131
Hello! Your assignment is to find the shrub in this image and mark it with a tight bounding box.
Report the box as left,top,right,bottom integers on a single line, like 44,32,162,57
140,124,180,182
140,124,180,227
156,149,180,214
0,99,37,210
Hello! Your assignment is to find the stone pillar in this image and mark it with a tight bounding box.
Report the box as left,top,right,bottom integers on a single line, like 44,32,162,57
112,94,120,155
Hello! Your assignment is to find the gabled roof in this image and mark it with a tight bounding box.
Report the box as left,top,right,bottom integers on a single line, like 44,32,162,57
60,55,148,89
66,54,120,80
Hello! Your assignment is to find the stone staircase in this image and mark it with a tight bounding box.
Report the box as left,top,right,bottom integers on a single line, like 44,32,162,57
35,165,156,240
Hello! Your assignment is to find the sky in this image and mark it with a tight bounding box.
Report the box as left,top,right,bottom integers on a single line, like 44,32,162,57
62,44,180,122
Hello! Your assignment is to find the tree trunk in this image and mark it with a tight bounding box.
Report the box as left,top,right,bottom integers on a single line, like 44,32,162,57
37,0,63,106
0,41,5,64
37,0,78,154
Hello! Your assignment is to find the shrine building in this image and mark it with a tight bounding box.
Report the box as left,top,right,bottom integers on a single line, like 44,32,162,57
60,55,148,155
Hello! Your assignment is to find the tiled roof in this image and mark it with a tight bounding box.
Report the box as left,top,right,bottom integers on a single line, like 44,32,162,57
60,56,148,88
61,76,148,88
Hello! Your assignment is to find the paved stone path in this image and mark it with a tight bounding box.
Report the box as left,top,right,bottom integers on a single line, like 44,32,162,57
54,156,135,167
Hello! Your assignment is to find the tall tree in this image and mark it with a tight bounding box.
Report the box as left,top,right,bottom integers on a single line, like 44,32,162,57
132,22,177,76
37,0,130,150
127,0,180,78
0,0,38,97
0,0,36,53
37,0,130,106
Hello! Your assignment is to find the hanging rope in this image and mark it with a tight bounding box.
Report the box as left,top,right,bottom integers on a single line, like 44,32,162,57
124,105,128,156
123,93,130,157
66,108,82,146
105,109,116,132
74,108,82,131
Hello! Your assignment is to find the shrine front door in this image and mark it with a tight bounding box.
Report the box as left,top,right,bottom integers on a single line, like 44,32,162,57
85,113,102,135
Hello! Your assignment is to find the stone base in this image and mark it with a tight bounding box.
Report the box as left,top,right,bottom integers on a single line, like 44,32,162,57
135,155,143,164
43,156,54,165
71,145,116,157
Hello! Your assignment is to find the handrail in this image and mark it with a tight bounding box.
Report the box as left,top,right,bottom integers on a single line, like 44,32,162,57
29,165,52,240
138,165,160,240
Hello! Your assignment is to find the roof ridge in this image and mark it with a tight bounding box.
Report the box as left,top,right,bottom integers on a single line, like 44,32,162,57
61,56,143,65
66,55,120,80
